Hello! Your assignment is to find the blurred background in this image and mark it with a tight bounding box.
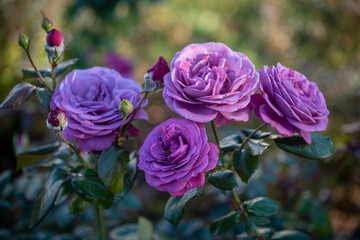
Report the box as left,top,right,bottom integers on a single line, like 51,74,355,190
0,0,359,239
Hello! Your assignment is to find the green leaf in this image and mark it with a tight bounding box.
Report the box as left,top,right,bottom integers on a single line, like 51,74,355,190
249,215,270,226
0,82,37,110
99,192,114,209
68,193,92,214
71,168,109,200
164,187,203,226
55,58,79,76
115,152,138,198
233,150,258,183
17,142,61,170
138,216,153,240
109,224,139,240
29,169,69,230
98,145,130,194
241,129,271,139
248,139,270,156
0,170,12,193
36,87,52,110
220,134,242,153
271,230,311,240
246,218,257,236
22,69,52,79
244,197,278,217
210,210,241,235
273,133,334,160
208,170,238,190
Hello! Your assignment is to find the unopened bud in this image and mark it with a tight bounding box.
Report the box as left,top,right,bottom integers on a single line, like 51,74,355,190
147,56,170,82
47,107,68,133
119,99,133,118
18,31,30,52
46,28,63,47
41,11,53,32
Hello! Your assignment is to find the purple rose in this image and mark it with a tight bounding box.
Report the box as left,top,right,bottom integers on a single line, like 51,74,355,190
251,63,329,143
50,67,147,151
163,42,259,127
104,52,133,79
138,118,219,196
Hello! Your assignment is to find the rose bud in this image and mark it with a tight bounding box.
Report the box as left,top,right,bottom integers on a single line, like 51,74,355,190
147,56,170,82
119,99,133,118
45,28,64,60
47,107,68,133
18,31,30,52
41,11,53,33
46,29,63,47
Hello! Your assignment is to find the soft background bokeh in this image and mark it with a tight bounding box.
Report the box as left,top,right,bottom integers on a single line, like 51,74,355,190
0,0,359,239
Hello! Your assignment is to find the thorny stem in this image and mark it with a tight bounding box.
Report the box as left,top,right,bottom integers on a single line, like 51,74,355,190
211,120,225,168
237,122,267,151
120,92,148,136
95,202,106,240
50,58,57,90
58,133,90,168
26,51,53,92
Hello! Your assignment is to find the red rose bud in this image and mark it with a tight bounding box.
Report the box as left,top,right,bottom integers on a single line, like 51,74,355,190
46,28,63,47
47,107,68,132
147,56,170,82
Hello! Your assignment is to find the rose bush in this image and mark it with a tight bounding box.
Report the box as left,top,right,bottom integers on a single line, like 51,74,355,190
163,42,259,126
138,118,219,196
50,66,147,151
251,63,329,143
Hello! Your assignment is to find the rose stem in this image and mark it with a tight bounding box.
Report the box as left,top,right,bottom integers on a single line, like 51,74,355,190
237,122,267,151
210,120,226,168
58,133,91,168
95,202,106,240
26,50,53,92
50,57,56,90
120,92,148,136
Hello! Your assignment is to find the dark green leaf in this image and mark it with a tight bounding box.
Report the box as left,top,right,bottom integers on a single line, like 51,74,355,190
0,170,12,193
249,215,270,226
17,142,61,170
210,210,241,235
271,230,310,240
109,224,139,240
29,169,69,230
246,218,257,236
241,129,271,139
55,58,79,76
54,144,73,160
22,69,52,79
244,197,278,217
36,87,52,110
98,146,130,194
208,170,238,190
68,193,92,214
220,134,242,153
0,82,37,109
138,216,153,240
273,133,334,160
99,192,114,209
115,152,138,198
233,150,258,183
71,168,109,200
248,139,270,156
164,187,203,226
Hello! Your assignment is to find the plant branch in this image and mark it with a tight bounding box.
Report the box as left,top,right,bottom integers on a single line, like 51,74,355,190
58,133,90,168
95,202,106,240
211,121,225,168
26,51,53,92
237,122,267,151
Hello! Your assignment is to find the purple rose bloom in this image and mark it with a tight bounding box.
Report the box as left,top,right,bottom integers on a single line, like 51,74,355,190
50,67,147,151
251,63,329,143
163,42,259,127
138,118,219,196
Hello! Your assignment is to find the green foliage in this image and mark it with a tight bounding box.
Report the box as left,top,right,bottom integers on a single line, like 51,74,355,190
138,216,153,240
35,87,52,110
208,170,238,190
109,224,139,240
68,193,92,214
241,129,271,139
248,139,270,156
29,168,69,230
243,197,278,217
98,145,130,194
219,134,242,153
22,69,52,79
71,168,110,200
271,230,310,240
273,133,334,160
55,58,79,76
233,149,258,183
17,142,61,170
164,187,203,226
0,82,37,109
210,210,241,235
115,153,138,198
